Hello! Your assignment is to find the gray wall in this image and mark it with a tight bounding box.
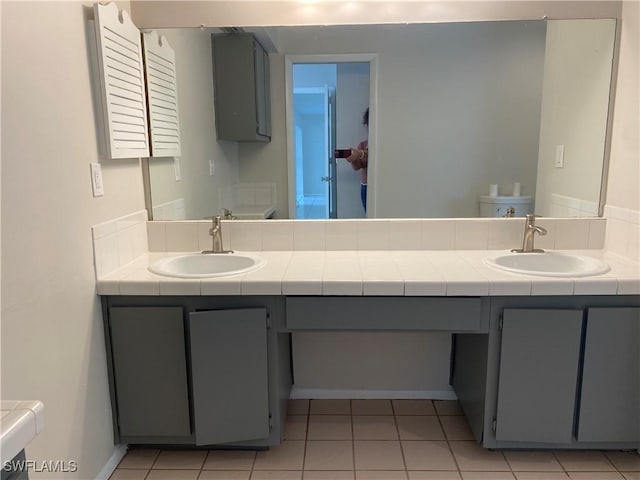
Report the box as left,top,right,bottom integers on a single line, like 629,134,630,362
150,28,240,220
241,21,547,219
535,19,616,216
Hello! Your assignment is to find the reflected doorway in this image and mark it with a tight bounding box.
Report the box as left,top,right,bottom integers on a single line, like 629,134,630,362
293,84,336,219
290,61,371,219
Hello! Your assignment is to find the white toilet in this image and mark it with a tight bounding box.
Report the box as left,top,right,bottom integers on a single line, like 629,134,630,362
479,195,533,217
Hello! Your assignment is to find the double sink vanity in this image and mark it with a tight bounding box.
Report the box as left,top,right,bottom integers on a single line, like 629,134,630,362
96,217,639,453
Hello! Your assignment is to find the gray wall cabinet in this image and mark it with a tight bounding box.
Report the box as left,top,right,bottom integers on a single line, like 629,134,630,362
211,34,271,142
102,296,291,447
190,308,270,445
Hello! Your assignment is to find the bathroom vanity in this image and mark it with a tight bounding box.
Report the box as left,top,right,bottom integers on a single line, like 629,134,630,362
99,250,639,450
102,296,289,447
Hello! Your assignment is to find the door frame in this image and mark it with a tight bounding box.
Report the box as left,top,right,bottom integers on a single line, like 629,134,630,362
285,54,378,218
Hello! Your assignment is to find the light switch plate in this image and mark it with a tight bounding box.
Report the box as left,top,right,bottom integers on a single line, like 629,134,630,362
555,145,565,168
90,163,104,197
174,157,181,181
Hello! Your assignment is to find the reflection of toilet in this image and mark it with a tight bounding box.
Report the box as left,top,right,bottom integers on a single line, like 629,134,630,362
479,195,533,217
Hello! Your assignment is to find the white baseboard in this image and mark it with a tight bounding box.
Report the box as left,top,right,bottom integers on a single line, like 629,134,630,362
290,386,457,400
95,444,127,480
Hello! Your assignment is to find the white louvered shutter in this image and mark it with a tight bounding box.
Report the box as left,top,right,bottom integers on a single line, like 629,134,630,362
93,2,150,159
142,31,182,157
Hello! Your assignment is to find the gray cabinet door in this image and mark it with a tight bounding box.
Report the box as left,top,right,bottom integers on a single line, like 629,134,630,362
578,307,639,442
189,308,270,445
109,307,191,437
495,309,583,443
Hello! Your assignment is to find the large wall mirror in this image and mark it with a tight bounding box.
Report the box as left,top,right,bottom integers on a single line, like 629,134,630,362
144,18,616,221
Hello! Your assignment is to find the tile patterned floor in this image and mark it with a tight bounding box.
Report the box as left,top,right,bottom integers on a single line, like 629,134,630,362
110,399,640,480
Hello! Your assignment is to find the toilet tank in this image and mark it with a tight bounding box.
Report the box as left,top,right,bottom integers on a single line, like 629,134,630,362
479,195,533,217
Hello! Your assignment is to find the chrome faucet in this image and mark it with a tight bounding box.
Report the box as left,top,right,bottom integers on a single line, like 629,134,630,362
503,207,516,218
511,214,547,253
202,216,233,254
221,208,236,220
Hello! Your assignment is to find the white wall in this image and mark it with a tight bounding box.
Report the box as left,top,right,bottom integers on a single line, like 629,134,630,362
372,22,546,217
1,1,143,478
150,28,240,220
604,1,639,262
606,1,639,213
535,19,616,217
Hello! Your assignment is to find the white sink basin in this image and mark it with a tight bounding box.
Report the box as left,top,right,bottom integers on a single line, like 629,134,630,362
149,253,265,278
484,252,610,277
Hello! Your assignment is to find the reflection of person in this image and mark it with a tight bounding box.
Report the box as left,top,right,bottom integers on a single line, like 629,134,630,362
345,108,369,211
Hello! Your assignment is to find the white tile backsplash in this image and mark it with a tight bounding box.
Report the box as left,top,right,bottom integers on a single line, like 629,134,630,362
262,220,295,251
588,218,607,249
147,222,167,252
197,222,212,252
136,217,612,262
357,220,390,250
91,210,148,279
152,198,186,221
229,221,263,251
255,183,276,205
604,205,640,261
294,221,326,250
628,223,640,261
555,219,591,249
325,221,358,251
165,221,199,252
116,226,134,266
91,219,117,239
487,219,525,250
388,220,422,250
551,193,599,218
237,184,256,205
454,220,489,250
95,234,119,277
421,220,455,250
532,218,557,250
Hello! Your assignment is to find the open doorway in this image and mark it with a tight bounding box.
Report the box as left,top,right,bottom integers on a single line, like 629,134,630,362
286,56,375,219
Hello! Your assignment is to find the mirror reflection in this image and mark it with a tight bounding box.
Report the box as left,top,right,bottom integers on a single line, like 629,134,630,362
147,19,616,221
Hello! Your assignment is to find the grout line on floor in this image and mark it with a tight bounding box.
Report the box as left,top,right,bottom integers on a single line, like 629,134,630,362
435,409,463,477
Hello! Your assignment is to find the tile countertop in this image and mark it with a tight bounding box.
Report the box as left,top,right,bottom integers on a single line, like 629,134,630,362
96,250,640,297
1,401,45,464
